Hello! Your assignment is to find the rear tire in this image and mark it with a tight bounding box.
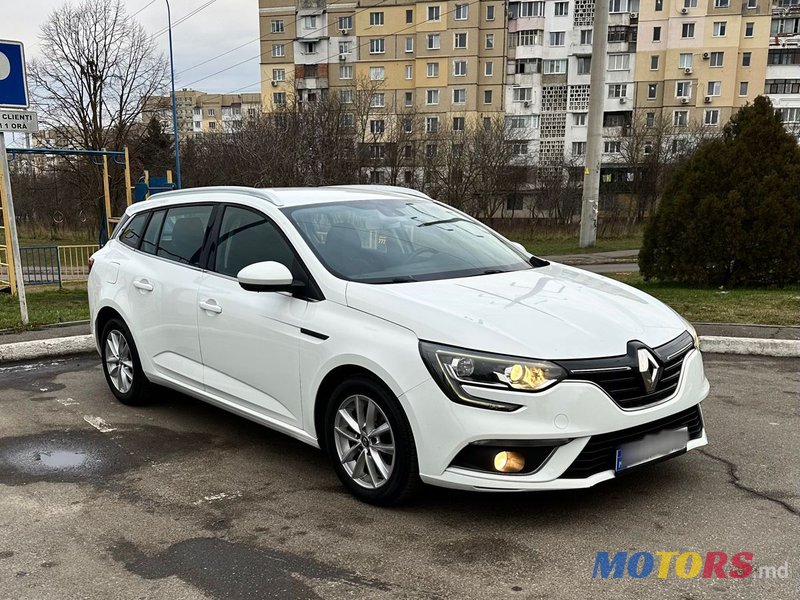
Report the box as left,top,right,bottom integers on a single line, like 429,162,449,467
100,318,153,406
325,376,421,506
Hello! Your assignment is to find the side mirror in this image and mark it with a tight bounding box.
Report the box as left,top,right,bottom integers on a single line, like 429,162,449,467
237,261,302,293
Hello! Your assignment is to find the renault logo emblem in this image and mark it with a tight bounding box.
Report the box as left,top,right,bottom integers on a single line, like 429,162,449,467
637,348,661,393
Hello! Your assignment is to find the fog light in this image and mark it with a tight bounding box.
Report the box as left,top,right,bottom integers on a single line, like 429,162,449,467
493,451,525,473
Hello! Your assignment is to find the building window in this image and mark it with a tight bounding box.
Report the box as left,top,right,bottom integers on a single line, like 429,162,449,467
513,87,533,102
485,61,494,76
404,91,413,106
405,65,413,80
453,116,465,131
405,37,414,53
707,81,721,96
580,30,593,45
271,20,284,33
507,115,530,129
370,119,385,134
650,55,659,70
550,32,565,47
427,62,439,77
739,81,749,96
369,66,385,81
454,60,467,76
369,171,383,184
607,54,630,71
370,93,385,108
519,30,543,46
425,144,437,158
682,23,695,38
646,112,655,127
369,12,384,26
339,41,352,55
369,39,385,54
340,112,354,127
684,0,698,6
484,90,493,104
370,144,385,160
778,107,800,122
543,59,567,74
425,116,439,133
577,56,591,75
339,65,353,79
572,142,587,156
520,2,545,17
271,44,284,58
574,113,587,126
714,0,730,7
704,109,720,126
272,93,286,106
427,6,441,21
403,119,413,133
512,143,529,156
338,16,353,30
656,0,663,10
609,0,629,12
426,89,439,105
653,26,662,42
607,84,627,98
603,140,621,153
647,83,658,99
745,22,754,37
676,80,692,97
207,108,215,116
340,89,353,103
427,33,441,50
487,5,495,20
272,69,285,82
673,110,689,127
453,88,466,104
742,52,752,67
679,53,693,68
455,4,468,20
303,42,317,54
710,51,724,67
485,33,494,49
406,9,413,23
304,15,316,28
713,22,727,37
555,2,569,16
454,32,468,49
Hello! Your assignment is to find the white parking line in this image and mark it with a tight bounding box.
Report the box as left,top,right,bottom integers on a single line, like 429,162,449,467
83,415,117,433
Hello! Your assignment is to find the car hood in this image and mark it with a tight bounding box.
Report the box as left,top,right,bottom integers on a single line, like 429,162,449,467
344,263,687,359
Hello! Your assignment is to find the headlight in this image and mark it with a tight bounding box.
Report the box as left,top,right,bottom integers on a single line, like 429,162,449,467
419,342,566,411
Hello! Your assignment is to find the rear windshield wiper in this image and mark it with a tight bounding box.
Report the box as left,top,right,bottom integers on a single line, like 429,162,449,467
417,217,471,228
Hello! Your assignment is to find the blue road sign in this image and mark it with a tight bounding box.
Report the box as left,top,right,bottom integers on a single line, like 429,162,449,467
0,40,28,109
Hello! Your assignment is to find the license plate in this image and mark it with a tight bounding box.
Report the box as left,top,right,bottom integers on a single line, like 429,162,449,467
615,427,689,472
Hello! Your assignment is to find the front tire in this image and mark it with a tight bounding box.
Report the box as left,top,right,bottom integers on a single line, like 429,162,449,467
325,376,420,505
100,318,153,406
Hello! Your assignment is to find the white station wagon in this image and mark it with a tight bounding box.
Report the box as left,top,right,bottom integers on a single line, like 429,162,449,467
89,185,709,504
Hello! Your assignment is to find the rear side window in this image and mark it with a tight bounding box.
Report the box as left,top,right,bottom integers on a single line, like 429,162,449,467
119,213,149,249
214,206,297,278
157,205,214,266
141,210,165,255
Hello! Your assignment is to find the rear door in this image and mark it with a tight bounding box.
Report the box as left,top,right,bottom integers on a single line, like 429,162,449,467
122,203,215,390
197,204,315,426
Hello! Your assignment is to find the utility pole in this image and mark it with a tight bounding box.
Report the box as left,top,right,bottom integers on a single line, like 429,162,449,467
166,0,182,189
579,0,610,248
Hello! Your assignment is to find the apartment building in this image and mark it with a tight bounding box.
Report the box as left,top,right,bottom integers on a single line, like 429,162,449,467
143,90,262,135
766,0,800,130
635,0,770,131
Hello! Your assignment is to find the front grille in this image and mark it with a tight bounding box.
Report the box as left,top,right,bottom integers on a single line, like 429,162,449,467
556,332,695,410
561,404,704,479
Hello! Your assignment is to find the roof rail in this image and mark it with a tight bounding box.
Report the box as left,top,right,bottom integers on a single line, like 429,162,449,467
152,186,284,206
326,185,434,201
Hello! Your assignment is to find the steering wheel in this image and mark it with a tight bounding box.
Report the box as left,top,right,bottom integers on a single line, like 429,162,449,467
402,247,439,265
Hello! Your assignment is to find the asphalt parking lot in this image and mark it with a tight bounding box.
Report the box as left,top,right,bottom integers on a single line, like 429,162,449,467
0,354,797,599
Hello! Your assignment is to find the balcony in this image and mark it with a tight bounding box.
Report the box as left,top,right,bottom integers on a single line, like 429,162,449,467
295,77,329,90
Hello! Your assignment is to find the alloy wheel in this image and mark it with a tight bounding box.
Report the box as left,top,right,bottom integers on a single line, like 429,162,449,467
105,330,134,394
333,394,396,489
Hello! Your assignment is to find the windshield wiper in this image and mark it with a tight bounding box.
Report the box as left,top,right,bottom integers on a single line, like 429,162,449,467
417,217,471,228
482,269,507,275
365,275,419,284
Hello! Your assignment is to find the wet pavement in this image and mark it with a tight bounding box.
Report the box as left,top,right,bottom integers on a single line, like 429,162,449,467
0,354,798,599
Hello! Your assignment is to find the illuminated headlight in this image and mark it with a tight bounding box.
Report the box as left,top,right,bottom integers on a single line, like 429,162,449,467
419,342,566,411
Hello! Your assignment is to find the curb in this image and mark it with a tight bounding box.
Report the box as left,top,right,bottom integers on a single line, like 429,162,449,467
699,336,800,358
0,334,798,364
0,334,95,364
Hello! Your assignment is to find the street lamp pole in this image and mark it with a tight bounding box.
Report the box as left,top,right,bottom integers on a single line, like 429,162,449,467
165,0,182,189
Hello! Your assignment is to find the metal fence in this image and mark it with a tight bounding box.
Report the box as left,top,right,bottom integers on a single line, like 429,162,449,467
14,244,98,287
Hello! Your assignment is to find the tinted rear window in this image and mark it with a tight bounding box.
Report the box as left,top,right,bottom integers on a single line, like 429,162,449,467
119,213,149,249
156,205,214,266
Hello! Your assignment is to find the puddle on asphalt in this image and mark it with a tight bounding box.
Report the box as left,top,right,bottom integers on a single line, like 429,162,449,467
35,450,87,469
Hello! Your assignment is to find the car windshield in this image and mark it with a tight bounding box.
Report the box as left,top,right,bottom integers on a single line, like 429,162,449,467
282,199,532,283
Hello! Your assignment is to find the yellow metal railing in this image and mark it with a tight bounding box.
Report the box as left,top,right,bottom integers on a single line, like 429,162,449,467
58,244,99,281
0,242,9,290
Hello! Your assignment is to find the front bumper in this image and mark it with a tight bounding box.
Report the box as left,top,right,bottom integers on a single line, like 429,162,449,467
399,348,710,491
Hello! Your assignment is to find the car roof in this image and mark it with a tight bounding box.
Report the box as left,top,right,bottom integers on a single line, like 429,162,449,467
125,185,434,214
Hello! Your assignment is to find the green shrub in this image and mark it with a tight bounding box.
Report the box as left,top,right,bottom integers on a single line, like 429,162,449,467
640,96,800,287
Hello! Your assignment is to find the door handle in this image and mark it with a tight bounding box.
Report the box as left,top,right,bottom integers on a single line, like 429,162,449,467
133,279,153,292
199,300,223,314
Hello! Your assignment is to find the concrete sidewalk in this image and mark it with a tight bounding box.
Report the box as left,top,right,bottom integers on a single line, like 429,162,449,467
543,249,640,273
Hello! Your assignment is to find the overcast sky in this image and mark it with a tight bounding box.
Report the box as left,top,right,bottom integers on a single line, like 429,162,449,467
1,0,261,94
